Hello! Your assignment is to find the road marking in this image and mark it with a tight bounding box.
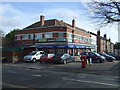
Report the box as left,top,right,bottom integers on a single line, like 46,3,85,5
8,71,18,74
8,71,42,77
62,78,118,87
32,74,42,77
103,78,116,81
2,82,36,90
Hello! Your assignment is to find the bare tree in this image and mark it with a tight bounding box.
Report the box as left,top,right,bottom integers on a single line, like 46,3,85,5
87,0,120,27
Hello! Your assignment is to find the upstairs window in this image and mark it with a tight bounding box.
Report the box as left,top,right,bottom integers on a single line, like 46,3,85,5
29,34,33,40
44,33,52,38
68,33,72,39
16,35,20,40
58,33,64,37
35,33,42,39
22,34,28,40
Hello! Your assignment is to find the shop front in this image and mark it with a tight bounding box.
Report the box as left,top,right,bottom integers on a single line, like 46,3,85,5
36,43,95,56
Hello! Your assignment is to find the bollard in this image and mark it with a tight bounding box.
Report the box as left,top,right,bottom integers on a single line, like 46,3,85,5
89,58,92,65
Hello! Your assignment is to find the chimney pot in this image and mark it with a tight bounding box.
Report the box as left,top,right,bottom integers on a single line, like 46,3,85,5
104,34,107,38
97,30,100,36
40,15,44,26
72,19,75,28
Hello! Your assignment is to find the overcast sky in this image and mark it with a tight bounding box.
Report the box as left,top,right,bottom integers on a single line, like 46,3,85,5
0,1,118,43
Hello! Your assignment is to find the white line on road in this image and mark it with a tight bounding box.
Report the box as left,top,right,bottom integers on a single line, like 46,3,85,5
8,71,18,74
103,78,116,81
8,71,42,77
62,78,118,87
32,75,42,77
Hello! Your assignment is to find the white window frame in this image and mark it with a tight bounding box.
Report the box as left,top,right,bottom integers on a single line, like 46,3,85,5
29,34,33,40
44,33,52,38
35,33,42,39
16,35,20,40
58,33,64,38
22,34,28,40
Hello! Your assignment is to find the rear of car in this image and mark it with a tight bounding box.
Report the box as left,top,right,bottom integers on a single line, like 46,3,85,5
81,52,105,63
107,52,120,60
92,52,105,63
39,53,55,63
98,52,114,62
51,53,73,64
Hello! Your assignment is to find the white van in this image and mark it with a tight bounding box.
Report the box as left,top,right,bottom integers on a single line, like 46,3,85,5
24,51,45,63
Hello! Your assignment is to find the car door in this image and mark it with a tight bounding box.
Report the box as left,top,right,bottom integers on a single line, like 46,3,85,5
36,52,41,60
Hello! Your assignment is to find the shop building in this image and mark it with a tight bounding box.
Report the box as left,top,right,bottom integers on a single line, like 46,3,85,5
15,15,96,56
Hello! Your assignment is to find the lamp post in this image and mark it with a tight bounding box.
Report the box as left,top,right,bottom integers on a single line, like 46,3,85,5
72,30,75,56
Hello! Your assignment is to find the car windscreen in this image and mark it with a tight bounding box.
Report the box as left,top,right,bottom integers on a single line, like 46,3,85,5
29,52,37,55
94,53,101,56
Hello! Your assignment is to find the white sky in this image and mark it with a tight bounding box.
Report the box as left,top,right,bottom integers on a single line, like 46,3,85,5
0,1,119,43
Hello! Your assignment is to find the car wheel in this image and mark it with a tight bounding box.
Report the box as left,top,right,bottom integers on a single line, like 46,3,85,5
63,60,67,64
96,59,100,63
40,61,42,63
25,61,27,63
32,58,36,63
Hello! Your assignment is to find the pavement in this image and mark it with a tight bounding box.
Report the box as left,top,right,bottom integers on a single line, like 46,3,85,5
2,60,120,77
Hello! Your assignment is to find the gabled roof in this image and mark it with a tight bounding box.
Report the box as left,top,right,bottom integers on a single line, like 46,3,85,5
23,19,87,32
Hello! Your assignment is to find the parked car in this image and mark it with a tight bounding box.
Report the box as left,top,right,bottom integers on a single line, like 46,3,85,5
51,53,74,64
24,51,45,63
107,52,120,60
98,52,115,62
39,53,55,63
81,52,105,63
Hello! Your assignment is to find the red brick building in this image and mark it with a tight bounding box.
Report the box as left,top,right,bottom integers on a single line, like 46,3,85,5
90,30,114,53
15,15,96,56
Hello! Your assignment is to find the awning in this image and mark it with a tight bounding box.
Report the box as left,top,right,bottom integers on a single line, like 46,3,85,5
36,45,95,49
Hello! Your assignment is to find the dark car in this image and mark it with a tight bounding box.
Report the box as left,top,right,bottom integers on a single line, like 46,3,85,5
51,53,74,64
39,53,55,63
107,52,120,60
98,52,115,62
81,52,105,63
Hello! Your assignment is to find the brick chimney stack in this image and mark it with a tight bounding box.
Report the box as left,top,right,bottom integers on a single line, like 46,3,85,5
72,19,75,28
104,34,107,38
40,15,44,26
97,30,100,36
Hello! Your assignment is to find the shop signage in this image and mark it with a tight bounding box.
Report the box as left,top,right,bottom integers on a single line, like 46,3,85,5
46,45,54,48
47,38,56,42
37,45,44,48
39,39,47,42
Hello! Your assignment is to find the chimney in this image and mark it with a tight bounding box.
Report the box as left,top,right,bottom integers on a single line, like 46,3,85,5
104,34,107,38
72,19,75,28
97,30,100,36
109,38,111,42
40,15,44,26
